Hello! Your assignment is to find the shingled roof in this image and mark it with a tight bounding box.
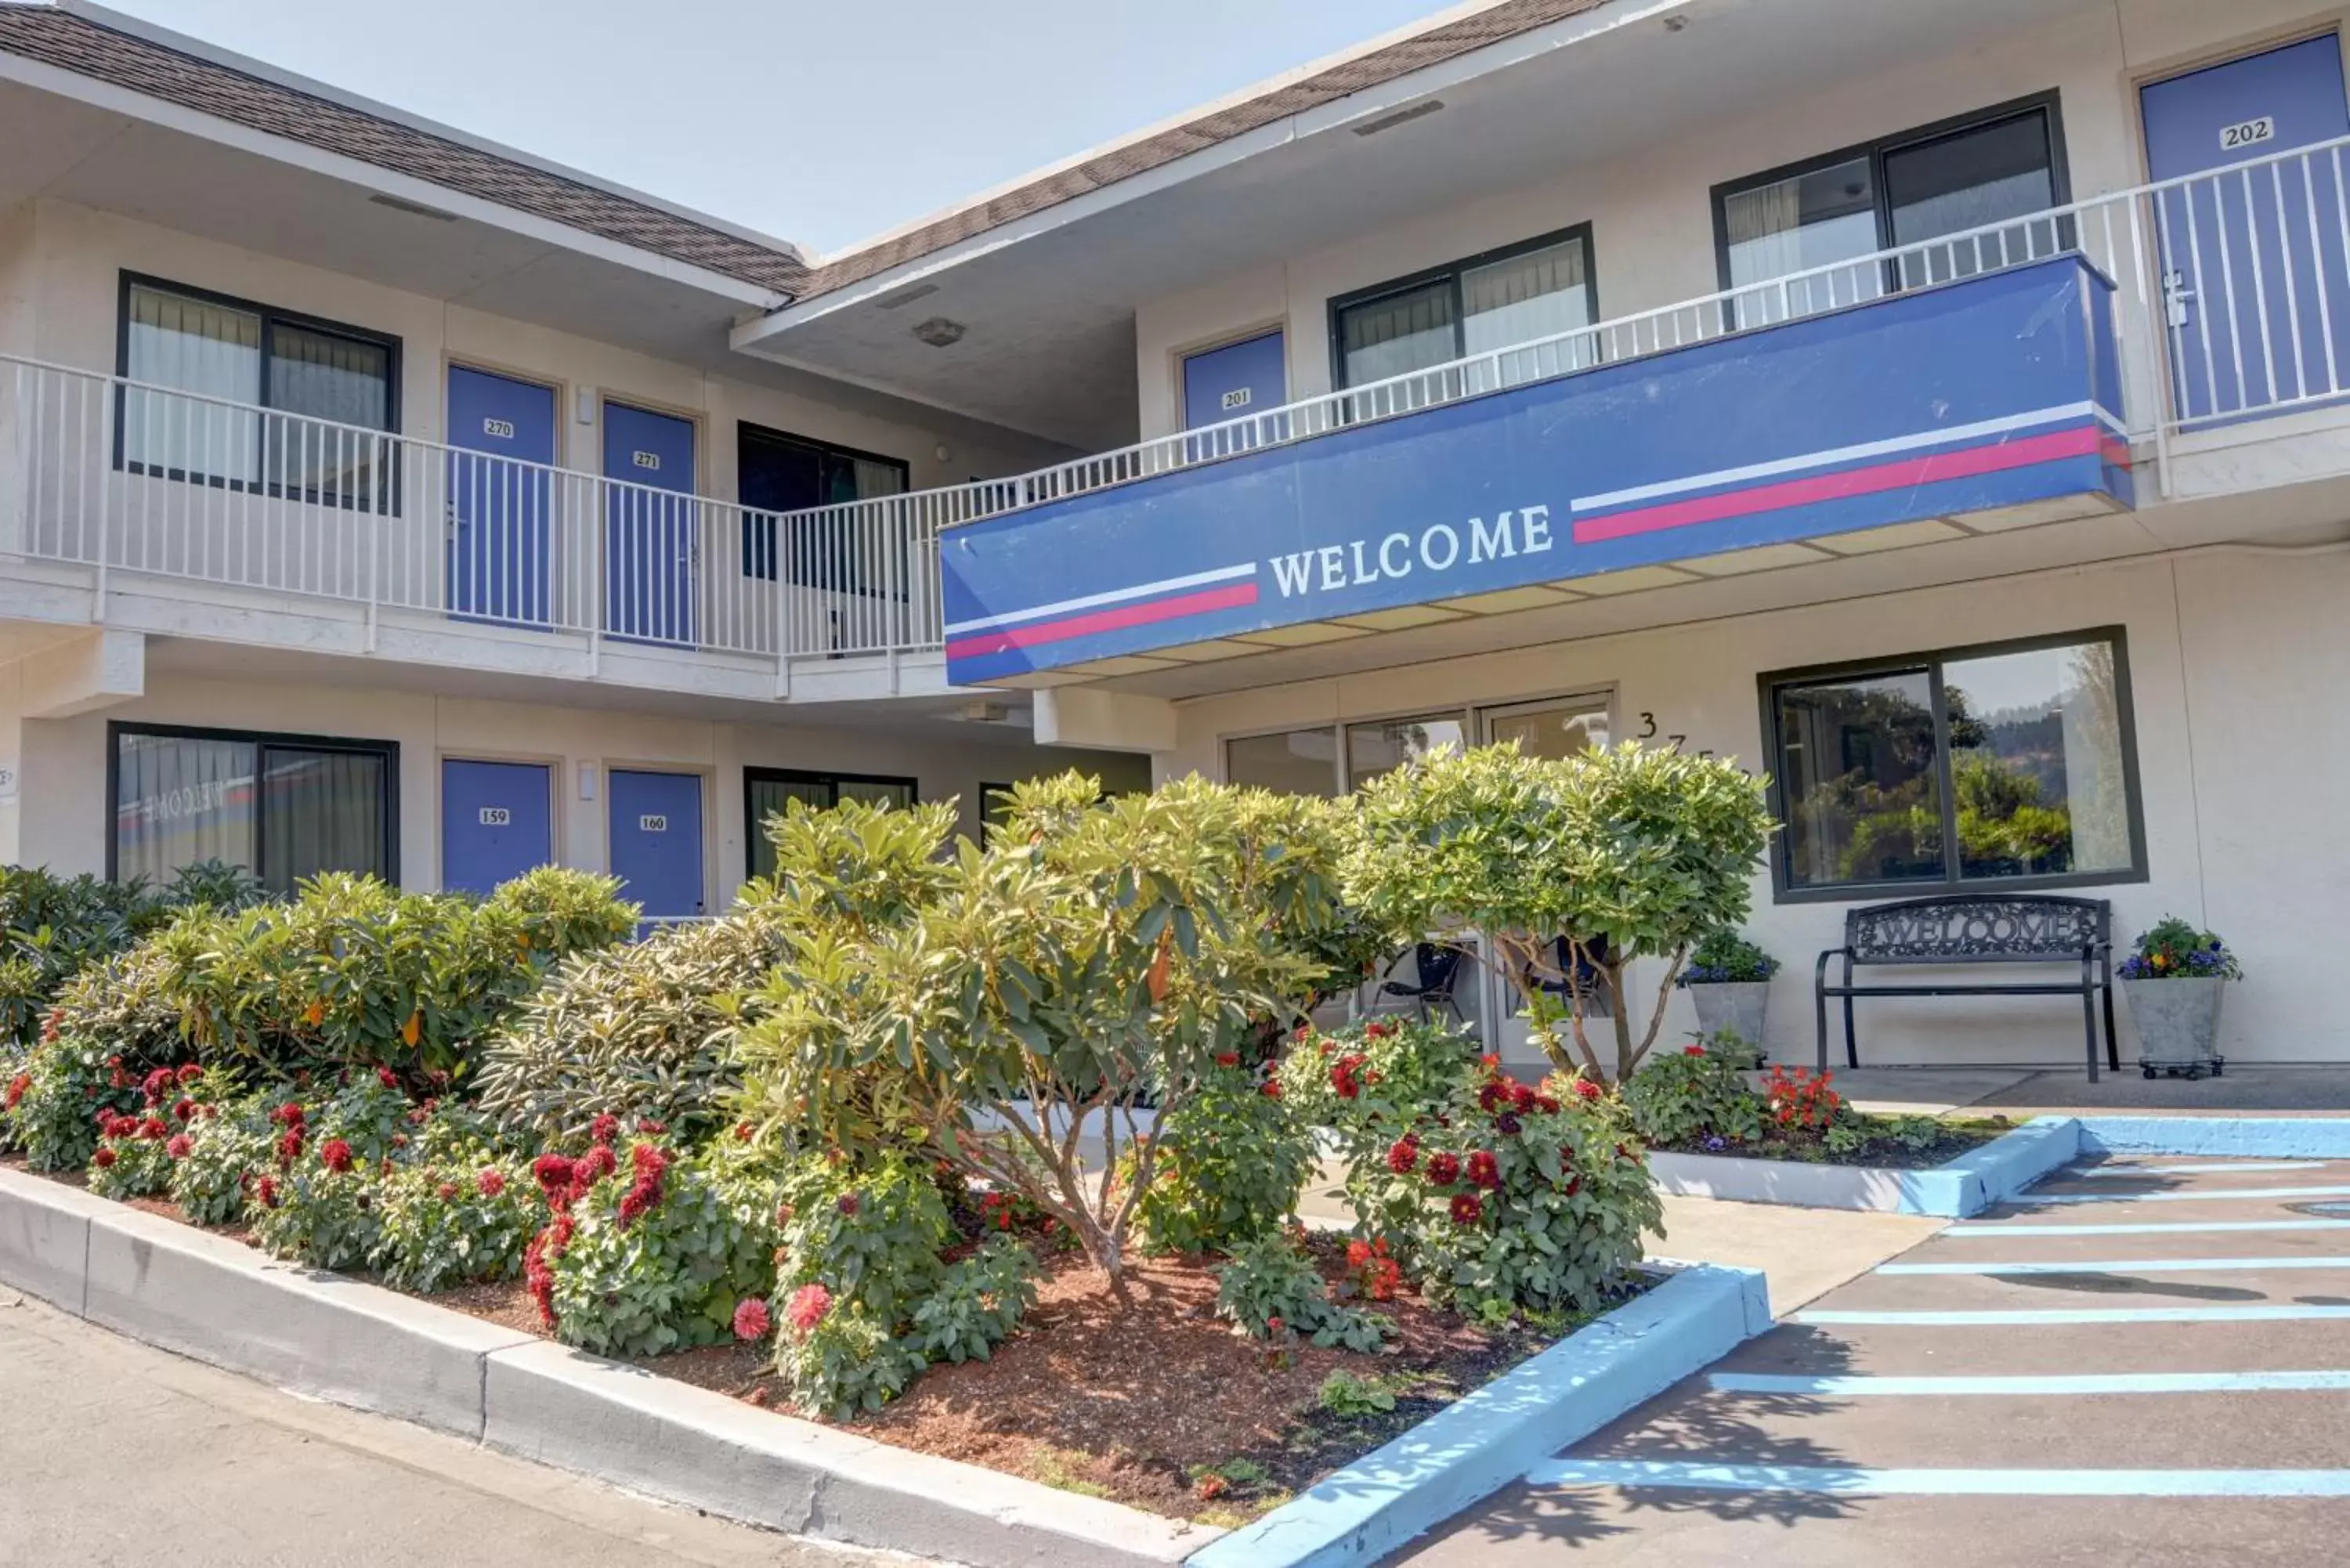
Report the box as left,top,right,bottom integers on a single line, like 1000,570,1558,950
0,0,1602,305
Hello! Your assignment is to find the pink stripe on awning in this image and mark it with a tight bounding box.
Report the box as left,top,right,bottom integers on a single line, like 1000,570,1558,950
947,580,1260,659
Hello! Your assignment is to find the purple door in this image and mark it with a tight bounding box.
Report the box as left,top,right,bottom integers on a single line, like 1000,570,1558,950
1181,331,1289,459
441,759,552,895
447,367,555,625
2144,35,2350,422
602,402,699,645
608,768,703,923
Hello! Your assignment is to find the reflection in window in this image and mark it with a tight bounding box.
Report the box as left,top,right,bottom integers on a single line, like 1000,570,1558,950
1345,715,1466,788
1227,728,1341,796
1484,699,1610,761
1767,634,2139,894
1334,230,1593,389
113,727,392,891
744,768,917,879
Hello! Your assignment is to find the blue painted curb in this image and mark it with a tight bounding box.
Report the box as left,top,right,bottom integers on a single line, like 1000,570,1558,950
2075,1117,2350,1159
1184,1262,1771,1568
1905,1115,2083,1217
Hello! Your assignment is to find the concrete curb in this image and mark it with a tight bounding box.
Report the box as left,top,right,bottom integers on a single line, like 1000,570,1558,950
2075,1115,2350,1158
1647,1117,2082,1219
0,1165,1212,1568
1186,1262,1772,1568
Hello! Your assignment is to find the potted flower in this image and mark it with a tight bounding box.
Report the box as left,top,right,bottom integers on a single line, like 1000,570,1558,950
2120,916,2240,1080
1679,929,1777,1056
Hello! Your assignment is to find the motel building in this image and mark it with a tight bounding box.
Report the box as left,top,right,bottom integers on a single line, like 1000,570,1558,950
4,0,2350,1075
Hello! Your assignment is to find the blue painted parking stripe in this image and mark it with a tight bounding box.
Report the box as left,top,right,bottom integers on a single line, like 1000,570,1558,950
1711,1370,2350,1396
1946,1219,2350,1237
2082,1161,2330,1176
1524,1461,2350,1497
1878,1254,2350,1277
1797,1304,2350,1326
2018,1183,2350,1206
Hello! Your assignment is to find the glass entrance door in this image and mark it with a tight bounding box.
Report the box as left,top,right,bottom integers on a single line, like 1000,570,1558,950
1478,694,1613,1068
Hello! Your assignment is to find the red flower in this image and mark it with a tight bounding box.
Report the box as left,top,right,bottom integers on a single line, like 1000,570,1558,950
175,1064,202,1086
1683,1045,1707,1057
1477,1080,1508,1113
785,1283,833,1336
1423,1151,1462,1187
732,1297,772,1342
139,1116,170,1141
1265,1314,1284,1334
1479,1053,1501,1071
142,1068,175,1105
1347,1239,1372,1268
1364,1020,1396,1040
532,1153,577,1194
320,1139,355,1174
256,1175,278,1209
1510,1082,1538,1114
1466,1150,1502,1191
1195,1473,1230,1501
589,1113,618,1146
1385,1136,1419,1175
1213,1052,1240,1068
1495,1112,1522,1136
92,1147,117,1169
276,1129,305,1167
1534,1094,1561,1115
1571,1078,1602,1102
436,1182,460,1202
631,1143,669,1181
578,1143,618,1184
377,1066,400,1089
270,1102,306,1129
1449,1192,1484,1225
637,1118,667,1136
735,1122,754,1142
1260,1080,1283,1100
836,1191,862,1217
172,1097,195,1122
166,1134,193,1160
1329,1053,1368,1100
2,1072,27,1110
477,1169,507,1198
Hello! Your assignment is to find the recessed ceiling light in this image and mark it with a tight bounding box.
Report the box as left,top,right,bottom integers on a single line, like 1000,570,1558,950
1353,99,1444,137
911,316,967,348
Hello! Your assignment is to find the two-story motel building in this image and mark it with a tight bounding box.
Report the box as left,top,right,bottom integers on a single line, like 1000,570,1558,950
4,0,2349,1069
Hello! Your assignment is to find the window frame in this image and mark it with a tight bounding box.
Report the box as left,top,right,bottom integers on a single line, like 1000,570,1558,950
1755,625,2149,905
114,272,404,510
742,765,920,880
1708,91,2073,296
1325,222,1600,392
736,421,913,596
1222,688,1617,794
105,720,402,888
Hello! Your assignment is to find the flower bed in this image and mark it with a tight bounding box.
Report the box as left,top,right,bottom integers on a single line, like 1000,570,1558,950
1622,1044,2004,1169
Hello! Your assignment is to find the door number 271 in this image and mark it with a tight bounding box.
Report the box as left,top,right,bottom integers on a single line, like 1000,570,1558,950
2221,117,2275,150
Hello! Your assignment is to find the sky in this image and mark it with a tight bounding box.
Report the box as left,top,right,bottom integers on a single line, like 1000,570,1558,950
102,0,1455,257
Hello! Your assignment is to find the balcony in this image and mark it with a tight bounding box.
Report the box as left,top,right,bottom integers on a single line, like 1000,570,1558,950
0,360,972,703
934,132,2350,688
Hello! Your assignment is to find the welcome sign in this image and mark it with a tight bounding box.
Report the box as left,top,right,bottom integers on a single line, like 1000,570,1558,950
942,257,2131,685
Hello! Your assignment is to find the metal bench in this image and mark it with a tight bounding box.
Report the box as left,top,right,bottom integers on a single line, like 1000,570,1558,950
1815,894,2117,1081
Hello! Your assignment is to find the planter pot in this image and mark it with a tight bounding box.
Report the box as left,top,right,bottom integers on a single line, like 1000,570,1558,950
1688,980,1771,1053
2124,976,2227,1072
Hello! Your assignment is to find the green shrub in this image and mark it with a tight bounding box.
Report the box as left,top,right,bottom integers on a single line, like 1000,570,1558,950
171,1093,276,1227
909,1235,1039,1364
1317,1370,1401,1415
88,1111,178,1199
1131,1053,1313,1255
774,1154,953,1327
1213,1234,1392,1351
539,1142,776,1358
475,896,794,1143
46,909,221,1067
772,1284,922,1419
371,1160,536,1293
1274,1017,1485,1248
1622,1039,1765,1148
1411,1066,1660,1324
248,1147,383,1271
1681,930,1779,985
4,1036,141,1170
0,861,262,1051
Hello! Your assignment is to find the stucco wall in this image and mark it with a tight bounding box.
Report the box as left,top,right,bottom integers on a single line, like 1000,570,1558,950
1,670,1148,903
1162,546,2350,1068
1132,0,2344,440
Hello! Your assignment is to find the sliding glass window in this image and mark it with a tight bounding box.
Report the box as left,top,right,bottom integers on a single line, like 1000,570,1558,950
111,724,396,893
1716,96,2066,325
1332,226,1596,392
743,768,916,879
1763,630,2143,898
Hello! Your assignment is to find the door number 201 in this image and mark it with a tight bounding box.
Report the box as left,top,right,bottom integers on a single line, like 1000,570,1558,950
2221,117,2275,150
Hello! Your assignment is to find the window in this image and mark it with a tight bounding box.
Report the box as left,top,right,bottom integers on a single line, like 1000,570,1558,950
743,767,917,879
1714,96,2067,324
110,724,396,893
737,424,911,595
978,782,1015,847
118,276,398,508
1762,630,2143,898
1227,695,1610,795
1331,227,1596,390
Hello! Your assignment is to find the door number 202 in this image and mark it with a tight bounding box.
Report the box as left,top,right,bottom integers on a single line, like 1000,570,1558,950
2221,117,2275,150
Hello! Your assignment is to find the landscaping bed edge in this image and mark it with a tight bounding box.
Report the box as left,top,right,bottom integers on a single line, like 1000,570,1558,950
2074,1115,2350,1158
0,1165,1217,1568
1184,1260,1771,1568
1646,1117,2082,1217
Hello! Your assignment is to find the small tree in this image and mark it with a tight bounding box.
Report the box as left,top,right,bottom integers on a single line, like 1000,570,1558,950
1347,742,1774,1079
736,775,1353,1294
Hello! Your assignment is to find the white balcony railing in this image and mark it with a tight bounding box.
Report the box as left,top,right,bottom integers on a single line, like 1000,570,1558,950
9,132,2350,662
0,356,970,665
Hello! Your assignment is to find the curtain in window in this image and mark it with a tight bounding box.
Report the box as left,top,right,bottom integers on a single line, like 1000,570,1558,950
1339,279,1457,388
1461,239,1591,357
266,323,392,505
257,746,387,894
123,286,262,482
1724,157,1883,323
114,732,257,885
